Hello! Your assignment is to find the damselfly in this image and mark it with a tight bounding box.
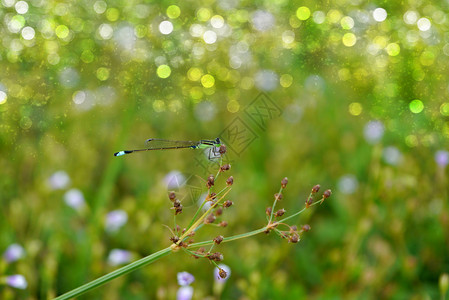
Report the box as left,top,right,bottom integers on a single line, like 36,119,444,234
114,138,223,157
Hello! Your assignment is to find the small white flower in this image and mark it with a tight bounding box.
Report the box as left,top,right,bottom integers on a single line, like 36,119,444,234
105,210,128,232
3,244,25,263
107,249,131,266
6,275,28,289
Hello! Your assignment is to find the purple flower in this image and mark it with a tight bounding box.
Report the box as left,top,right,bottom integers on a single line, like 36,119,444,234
64,188,86,211
364,120,384,144
382,146,402,166
105,210,128,232
164,171,186,189
48,170,70,190
337,174,358,195
6,275,27,289
3,244,25,263
214,264,231,283
107,249,131,266
176,286,193,300
435,150,449,167
177,272,195,286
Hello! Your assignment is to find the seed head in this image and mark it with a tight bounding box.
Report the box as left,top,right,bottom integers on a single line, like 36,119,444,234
213,235,224,244
220,164,231,172
219,144,227,155
173,199,181,208
275,208,286,217
226,176,234,186
168,191,176,201
215,207,223,216
223,200,233,208
306,197,313,208
205,213,216,224
206,175,215,188
289,233,300,243
312,184,320,193
281,177,288,188
218,268,227,279
208,252,223,261
175,205,183,215
218,221,228,227
274,193,283,201
266,206,272,216
301,224,311,232
323,189,332,198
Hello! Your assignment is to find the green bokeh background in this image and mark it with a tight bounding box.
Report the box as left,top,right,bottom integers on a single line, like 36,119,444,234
1,0,449,299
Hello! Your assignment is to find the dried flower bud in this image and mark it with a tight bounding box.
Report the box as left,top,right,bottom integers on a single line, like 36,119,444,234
275,208,286,217
175,205,183,215
218,268,227,279
306,197,313,208
215,207,223,216
220,164,231,172
219,144,227,155
205,213,216,224
210,192,217,200
281,177,288,188
223,200,233,208
290,225,297,232
208,252,223,261
173,199,181,208
213,235,224,244
170,236,180,243
218,221,228,227
274,193,283,201
168,191,176,201
312,184,320,193
323,189,332,198
302,224,311,232
289,233,300,243
206,175,215,188
226,176,234,186
266,206,272,216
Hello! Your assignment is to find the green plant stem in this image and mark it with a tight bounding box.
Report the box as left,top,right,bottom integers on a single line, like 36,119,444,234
187,227,268,248
277,201,320,224
53,247,172,300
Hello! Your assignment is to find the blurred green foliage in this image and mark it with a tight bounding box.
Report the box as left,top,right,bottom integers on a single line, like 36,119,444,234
1,0,449,299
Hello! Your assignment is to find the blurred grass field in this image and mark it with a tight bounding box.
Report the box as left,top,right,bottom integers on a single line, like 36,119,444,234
1,0,449,299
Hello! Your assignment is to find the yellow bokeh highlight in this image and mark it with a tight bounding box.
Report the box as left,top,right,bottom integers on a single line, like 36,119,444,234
55,25,69,39
289,15,301,28
81,50,94,63
190,87,203,100
201,74,215,88
296,6,311,20
342,33,356,47
280,74,293,87
338,68,350,81
409,99,424,113
386,43,400,56
153,100,165,112
420,51,435,66
157,65,171,78
96,67,110,81
327,9,342,23
167,5,181,19
168,100,182,112
187,67,203,81
440,103,449,116
348,102,362,116
405,135,418,147
106,8,120,21
227,100,240,113
373,36,387,48
197,8,211,22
